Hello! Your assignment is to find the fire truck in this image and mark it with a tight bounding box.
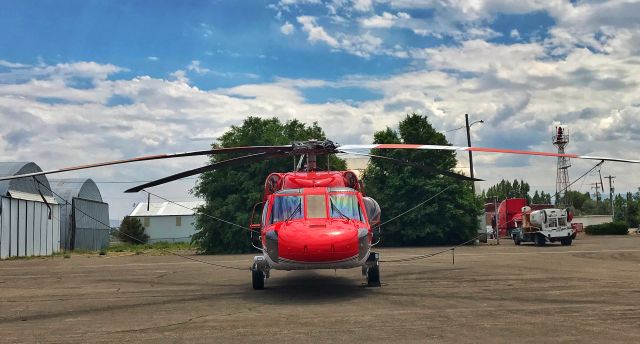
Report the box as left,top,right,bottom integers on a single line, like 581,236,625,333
511,206,575,246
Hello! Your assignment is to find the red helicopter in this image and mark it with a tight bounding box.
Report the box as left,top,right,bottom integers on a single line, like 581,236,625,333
1,139,638,289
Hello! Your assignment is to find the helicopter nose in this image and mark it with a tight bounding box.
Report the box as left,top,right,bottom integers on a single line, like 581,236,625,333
276,226,363,263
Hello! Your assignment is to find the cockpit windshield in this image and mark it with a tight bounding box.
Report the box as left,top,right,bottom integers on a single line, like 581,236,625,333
271,195,303,223
330,193,363,221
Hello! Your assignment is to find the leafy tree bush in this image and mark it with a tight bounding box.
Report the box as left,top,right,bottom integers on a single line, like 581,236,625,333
361,114,482,246
118,216,149,244
585,221,629,235
192,117,346,254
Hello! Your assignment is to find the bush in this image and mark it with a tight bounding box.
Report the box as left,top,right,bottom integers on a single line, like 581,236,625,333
585,221,629,235
118,216,149,244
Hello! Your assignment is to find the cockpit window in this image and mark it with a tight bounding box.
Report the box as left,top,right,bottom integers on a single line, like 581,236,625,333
271,195,303,223
306,195,327,218
330,193,363,221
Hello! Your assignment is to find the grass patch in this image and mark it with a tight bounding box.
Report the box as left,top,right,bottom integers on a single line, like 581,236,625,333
107,241,195,254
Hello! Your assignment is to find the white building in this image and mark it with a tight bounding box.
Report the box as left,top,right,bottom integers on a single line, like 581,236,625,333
129,201,204,243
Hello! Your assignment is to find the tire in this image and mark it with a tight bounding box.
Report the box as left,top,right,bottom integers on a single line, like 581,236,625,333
513,235,521,245
534,234,546,246
561,236,573,246
367,265,381,287
252,269,265,290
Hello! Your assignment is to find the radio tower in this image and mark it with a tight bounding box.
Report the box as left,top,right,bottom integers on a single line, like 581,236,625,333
553,125,572,207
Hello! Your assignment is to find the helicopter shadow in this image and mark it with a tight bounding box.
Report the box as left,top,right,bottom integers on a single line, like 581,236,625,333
247,271,374,305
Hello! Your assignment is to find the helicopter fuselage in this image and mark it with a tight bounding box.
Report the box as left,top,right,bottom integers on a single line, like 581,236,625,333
260,186,372,270
250,171,381,288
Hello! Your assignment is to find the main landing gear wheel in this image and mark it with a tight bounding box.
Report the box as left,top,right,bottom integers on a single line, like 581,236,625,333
534,234,546,246
252,269,265,290
560,236,573,246
365,252,381,287
252,256,267,290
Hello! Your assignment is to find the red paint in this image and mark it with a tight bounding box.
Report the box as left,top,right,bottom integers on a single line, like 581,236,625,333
469,147,578,158
273,218,360,262
259,178,372,264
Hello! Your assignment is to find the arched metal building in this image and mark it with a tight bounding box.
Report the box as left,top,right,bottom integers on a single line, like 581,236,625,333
50,179,110,251
0,162,61,259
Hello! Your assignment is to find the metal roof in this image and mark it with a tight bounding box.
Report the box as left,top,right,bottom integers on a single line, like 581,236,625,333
0,162,57,203
50,178,104,205
129,201,205,217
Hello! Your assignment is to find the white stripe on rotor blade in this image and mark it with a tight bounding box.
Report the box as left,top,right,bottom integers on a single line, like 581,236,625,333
338,144,378,150
418,145,467,150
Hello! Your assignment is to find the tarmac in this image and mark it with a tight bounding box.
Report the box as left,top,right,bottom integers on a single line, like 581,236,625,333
0,235,639,343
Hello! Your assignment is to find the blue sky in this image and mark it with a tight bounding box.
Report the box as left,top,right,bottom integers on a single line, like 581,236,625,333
1,0,640,219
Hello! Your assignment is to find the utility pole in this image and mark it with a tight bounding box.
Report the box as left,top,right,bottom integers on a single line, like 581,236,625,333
465,114,475,194
591,182,601,203
605,175,616,218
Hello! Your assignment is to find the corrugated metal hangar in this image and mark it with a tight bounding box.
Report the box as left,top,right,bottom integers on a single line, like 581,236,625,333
51,178,110,251
0,162,61,259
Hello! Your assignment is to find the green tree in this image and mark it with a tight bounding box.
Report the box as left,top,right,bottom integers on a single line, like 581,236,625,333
118,216,149,244
361,114,482,246
485,179,532,201
192,117,346,253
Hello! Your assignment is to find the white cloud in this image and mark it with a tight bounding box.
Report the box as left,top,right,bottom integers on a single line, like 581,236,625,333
352,0,373,12
0,60,30,68
297,15,384,57
297,16,339,47
147,56,159,61
360,11,410,28
510,29,520,39
187,60,211,75
280,21,295,35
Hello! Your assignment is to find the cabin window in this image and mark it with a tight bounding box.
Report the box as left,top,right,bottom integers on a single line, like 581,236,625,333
176,216,182,227
271,196,303,223
143,217,150,227
261,201,269,225
306,195,327,218
329,194,363,221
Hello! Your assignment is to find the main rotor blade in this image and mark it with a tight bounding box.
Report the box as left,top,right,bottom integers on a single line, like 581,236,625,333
339,151,483,182
124,151,289,193
338,144,640,164
0,145,294,182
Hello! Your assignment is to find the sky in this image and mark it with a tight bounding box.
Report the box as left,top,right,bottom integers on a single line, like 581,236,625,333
1,0,640,221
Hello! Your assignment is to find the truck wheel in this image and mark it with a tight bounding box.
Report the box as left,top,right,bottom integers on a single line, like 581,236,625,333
252,269,265,290
513,235,521,245
561,236,573,246
534,234,546,246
